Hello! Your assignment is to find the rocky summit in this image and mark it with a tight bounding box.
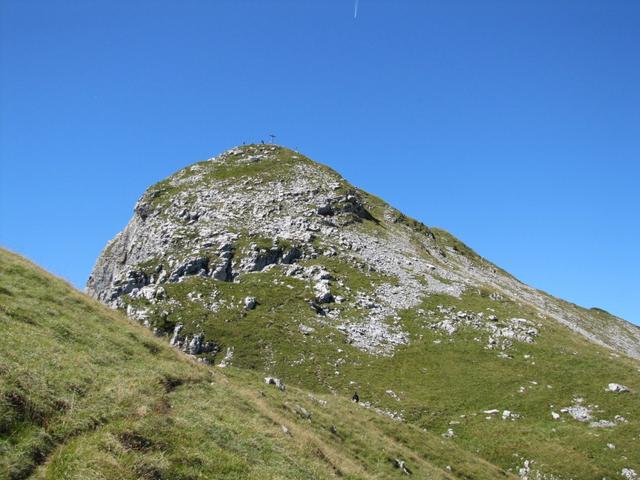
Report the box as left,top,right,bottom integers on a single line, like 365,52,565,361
85,144,640,478
88,144,640,360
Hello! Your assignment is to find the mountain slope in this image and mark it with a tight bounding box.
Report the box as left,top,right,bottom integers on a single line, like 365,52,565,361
88,144,640,359
1,248,516,479
87,145,640,478
84,144,640,479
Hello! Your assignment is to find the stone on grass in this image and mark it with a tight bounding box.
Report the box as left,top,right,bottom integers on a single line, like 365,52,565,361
299,324,315,335
244,296,257,310
393,458,412,475
264,376,286,391
607,383,630,393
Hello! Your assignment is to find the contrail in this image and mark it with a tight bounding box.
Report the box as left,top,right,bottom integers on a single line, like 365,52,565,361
354,0,359,19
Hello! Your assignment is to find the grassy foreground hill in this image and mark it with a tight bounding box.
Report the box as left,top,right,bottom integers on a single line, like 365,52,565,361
1,248,520,479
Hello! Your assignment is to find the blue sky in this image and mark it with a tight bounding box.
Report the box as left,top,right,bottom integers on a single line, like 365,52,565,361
1,1,638,323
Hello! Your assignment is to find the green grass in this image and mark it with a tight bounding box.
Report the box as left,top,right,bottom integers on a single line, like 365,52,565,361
119,263,640,477
1,248,517,479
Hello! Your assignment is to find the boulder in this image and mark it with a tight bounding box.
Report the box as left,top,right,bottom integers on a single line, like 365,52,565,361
441,428,455,438
607,383,630,393
393,458,412,475
217,346,234,368
169,257,209,282
295,405,311,420
314,281,333,304
211,258,233,281
299,324,315,335
169,324,217,356
264,376,286,391
113,269,149,298
317,204,334,216
185,334,204,355
244,296,257,310
169,324,184,347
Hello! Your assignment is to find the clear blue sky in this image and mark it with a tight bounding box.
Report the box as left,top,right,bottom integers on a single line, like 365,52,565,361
1,1,638,323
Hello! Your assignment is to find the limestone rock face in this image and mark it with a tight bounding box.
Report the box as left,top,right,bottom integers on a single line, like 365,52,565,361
87,144,640,361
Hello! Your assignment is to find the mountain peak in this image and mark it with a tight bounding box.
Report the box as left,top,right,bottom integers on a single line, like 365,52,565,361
80,145,640,478
88,146,640,360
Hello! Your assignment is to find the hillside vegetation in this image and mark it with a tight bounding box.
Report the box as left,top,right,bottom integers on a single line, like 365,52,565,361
1,248,514,479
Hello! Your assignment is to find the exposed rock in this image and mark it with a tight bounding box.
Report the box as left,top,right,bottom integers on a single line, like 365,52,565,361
131,285,165,303
517,459,534,479
185,334,205,355
86,144,640,365
615,414,628,423
217,346,234,368
385,390,400,401
264,376,286,391
169,323,217,356
169,324,184,348
314,281,333,304
240,243,301,273
169,257,209,282
317,204,333,216
211,258,233,281
299,324,315,335
112,269,150,301
318,190,376,223
590,419,616,428
562,404,592,422
244,296,257,310
295,405,311,420
307,394,327,406
428,309,538,350
393,458,412,475
607,383,630,393
442,428,455,438
126,304,150,322
241,246,282,272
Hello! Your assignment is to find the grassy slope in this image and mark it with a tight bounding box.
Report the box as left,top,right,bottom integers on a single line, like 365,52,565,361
130,266,640,479
0,248,513,480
